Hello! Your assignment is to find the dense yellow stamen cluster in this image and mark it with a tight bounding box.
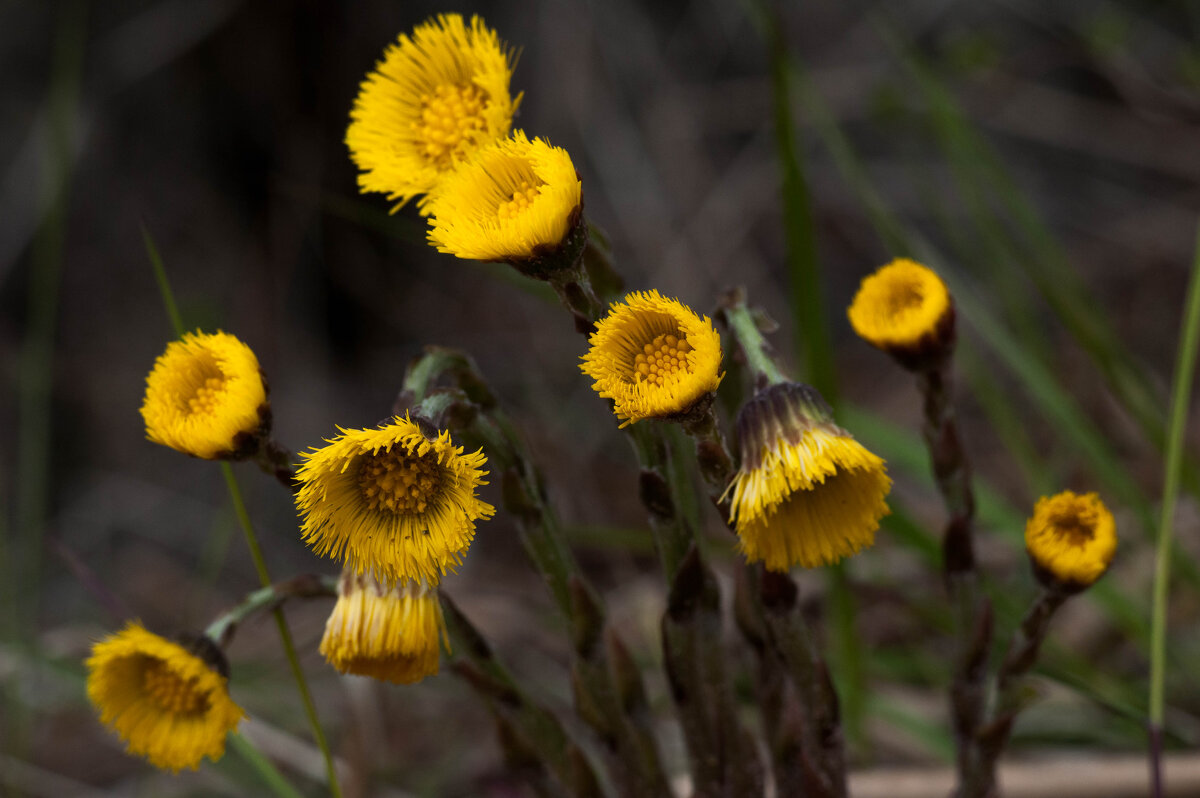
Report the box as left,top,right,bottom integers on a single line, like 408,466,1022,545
415,83,489,170
847,258,952,351
634,334,694,387
1025,491,1116,589
359,450,443,515
142,661,207,715
141,330,267,459
425,131,581,260
497,180,543,221
86,623,244,772
346,14,518,210
296,414,495,586
581,290,723,426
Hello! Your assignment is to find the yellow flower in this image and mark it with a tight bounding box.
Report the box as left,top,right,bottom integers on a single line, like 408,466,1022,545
726,383,891,570
140,330,268,459
320,571,446,684
1025,491,1116,590
847,258,955,367
86,622,244,772
425,131,583,262
295,414,495,586
580,290,724,427
346,14,519,211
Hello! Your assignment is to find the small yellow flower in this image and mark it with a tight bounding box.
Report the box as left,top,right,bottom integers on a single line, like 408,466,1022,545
295,414,495,586
847,258,954,367
321,571,446,684
86,622,244,772
1025,491,1116,590
140,331,267,459
347,14,519,211
425,131,583,261
580,290,724,427
727,383,891,570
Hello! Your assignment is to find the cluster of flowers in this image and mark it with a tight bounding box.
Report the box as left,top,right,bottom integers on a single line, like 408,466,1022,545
85,13,1119,778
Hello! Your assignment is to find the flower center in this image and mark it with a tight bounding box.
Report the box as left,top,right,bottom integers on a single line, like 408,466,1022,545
633,333,693,387
885,280,925,316
1051,512,1095,547
186,375,228,416
359,449,443,515
497,180,542,221
142,660,208,715
414,83,489,170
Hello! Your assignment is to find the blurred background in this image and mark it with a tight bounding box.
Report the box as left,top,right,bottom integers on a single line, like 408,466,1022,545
3,0,1200,795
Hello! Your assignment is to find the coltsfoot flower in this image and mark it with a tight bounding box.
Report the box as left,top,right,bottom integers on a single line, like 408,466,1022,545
1025,490,1117,591
848,258,955,369
727,382,891,570
321,571,446,684
425,131,583,262
346,14,519,211
140,331,268,459
295,414,495,586
86,622,244,772
581,290,724,427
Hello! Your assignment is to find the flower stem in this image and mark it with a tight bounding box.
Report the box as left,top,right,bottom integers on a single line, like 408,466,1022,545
204,574,337,647
1149,223,1200,796
719,289,788,388
220,463,343,798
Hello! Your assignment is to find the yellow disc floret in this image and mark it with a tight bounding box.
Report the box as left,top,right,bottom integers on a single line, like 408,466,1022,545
726,383,892,570
425,131,582,261
295,414,495,587
581,290,724,427
320,572,446,685
1025,491,1116,589
347,14,519,211
86,622,243,772
847,258,953,356
140,330,267,459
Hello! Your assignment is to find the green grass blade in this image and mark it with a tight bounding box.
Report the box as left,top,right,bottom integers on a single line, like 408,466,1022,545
142,224,186,337
227,734,308,798
1150,224,1200,737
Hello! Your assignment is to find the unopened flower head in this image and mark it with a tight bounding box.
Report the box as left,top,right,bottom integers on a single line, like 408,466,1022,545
1025,490,1116,591
726,383,891,570
847,258,955,369
347,14,519,211
581,290,724,427
425,131,583,262
321,571,446,684
295,414,495,586
140,330,268,459
86,622,243,772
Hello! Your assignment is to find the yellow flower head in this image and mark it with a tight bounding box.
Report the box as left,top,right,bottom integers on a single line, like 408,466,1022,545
580,290,724,427
86,622,244,772
1025,491,1116,590
346,14,519,211
847,258,955,368
425,131,583,262
726,383,892,570
140,330,268,459
320,571,446,684
295,414,495,586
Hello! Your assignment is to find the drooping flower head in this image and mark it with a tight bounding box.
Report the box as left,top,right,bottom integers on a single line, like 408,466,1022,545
1025,491,1117,591
295,414,495,586
581,290,724,427
847,258,955,369
425,131,583,263
140,330,268,459
86,622,244,772
321,570,446,684
346,14,520,211
726,382,891,570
